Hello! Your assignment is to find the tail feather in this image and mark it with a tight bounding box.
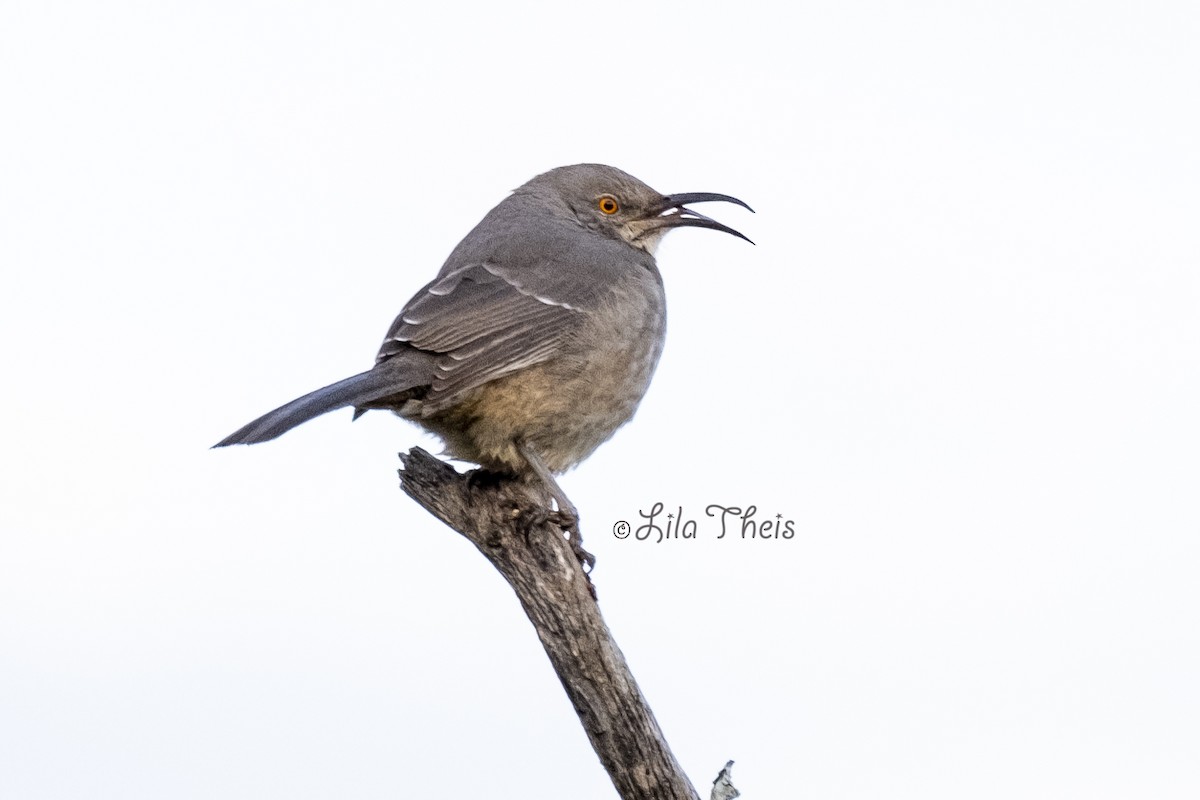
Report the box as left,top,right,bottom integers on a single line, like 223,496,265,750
213,367,409,447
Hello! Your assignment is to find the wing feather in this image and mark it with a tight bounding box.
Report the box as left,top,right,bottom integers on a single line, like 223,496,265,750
373,211,658,413
376,262,582,410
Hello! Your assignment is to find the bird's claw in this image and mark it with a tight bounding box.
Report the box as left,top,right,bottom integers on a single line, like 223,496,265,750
548,511,595,572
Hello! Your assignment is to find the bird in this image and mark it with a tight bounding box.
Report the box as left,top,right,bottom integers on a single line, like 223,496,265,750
215,164,752,563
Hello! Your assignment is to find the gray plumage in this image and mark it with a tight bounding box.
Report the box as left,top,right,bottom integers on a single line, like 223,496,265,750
215,164,751,549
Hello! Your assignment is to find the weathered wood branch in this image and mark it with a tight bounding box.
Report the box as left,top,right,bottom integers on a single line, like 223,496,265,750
711,761,740,800
398,447,734,800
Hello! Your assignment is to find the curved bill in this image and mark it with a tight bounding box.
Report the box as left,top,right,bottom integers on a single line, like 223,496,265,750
663,192,755,213
655,192,755,244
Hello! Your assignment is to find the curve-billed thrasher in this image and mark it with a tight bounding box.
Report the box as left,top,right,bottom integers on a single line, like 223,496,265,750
215,164,752,561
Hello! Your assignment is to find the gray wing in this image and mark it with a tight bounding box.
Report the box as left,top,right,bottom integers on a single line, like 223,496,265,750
376,268,615,413
375,202,656,414
376,261,574,411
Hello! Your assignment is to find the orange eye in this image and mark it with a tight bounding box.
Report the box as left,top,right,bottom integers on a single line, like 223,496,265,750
598,196,619,215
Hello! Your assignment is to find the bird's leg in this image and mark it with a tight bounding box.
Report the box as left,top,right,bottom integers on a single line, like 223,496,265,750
516,442,594,571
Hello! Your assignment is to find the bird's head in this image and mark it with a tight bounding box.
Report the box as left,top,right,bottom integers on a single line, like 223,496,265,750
523,164,754,254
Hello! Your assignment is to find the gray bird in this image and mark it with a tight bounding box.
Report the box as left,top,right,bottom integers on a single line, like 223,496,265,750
215,164,752,561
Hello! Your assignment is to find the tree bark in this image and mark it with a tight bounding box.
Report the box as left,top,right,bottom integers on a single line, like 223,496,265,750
398,447,707,800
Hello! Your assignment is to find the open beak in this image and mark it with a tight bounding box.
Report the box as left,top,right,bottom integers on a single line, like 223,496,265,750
652,192,755,244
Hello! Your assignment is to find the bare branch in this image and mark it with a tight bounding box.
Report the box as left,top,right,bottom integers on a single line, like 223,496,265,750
711,761,740,800
398,447,703,799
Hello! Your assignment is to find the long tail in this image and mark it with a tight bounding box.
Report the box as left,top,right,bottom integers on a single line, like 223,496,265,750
213,367,409,447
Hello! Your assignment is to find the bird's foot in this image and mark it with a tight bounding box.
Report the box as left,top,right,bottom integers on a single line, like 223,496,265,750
513,442,595,573
549,510,595,573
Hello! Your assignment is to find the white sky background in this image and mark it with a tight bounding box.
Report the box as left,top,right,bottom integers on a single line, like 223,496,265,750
2,2,1197,797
